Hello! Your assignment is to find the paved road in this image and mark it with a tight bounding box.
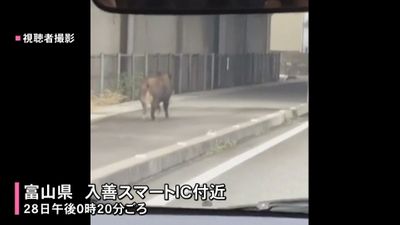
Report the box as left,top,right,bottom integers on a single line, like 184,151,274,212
141,116,308,209
91,81,307,170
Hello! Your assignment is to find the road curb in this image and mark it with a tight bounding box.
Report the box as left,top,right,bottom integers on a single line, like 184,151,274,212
91,103,308,186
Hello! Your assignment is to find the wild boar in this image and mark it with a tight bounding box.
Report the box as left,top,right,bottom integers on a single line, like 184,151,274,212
139,72,173,120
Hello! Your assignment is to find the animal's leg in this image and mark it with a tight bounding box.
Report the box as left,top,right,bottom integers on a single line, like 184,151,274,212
140,100,147,119
163,100,169,119
151,101,158,121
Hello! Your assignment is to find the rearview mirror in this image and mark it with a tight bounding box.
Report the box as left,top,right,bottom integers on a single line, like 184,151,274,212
93,0,308,14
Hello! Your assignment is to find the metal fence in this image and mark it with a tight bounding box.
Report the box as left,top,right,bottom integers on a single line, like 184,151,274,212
279,51,309,76
91,52,281,100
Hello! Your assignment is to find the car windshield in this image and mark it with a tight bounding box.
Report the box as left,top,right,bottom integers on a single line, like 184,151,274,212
91,0,308,210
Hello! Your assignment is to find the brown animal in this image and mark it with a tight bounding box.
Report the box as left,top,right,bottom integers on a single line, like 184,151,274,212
139,72,173,120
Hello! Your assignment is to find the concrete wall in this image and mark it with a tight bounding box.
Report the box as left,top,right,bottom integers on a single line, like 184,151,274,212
129,14,271,55
130,15,217,54
133,15,178,54
217,15,246,54
270,13,305,52
180,15,217,54
91,0,306,56
218,14,270,54
90,1,121,55
91,7,272,56
245,14,270,53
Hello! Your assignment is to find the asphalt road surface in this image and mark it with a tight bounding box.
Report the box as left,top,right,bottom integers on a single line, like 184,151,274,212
121,115,309,209
91,81,307,171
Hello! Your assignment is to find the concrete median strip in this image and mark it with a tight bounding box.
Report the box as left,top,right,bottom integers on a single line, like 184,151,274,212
91,103,308,186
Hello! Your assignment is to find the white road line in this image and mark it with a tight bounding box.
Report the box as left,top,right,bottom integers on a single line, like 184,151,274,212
145,121,309,206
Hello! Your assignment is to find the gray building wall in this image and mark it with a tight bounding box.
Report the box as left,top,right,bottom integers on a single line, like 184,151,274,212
133,15,178,54
91,2,272,56
90,1,121,55
180,15,217,54
217,15,247,54
245,14,270,53
217,14,271,54
123,15,270,55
